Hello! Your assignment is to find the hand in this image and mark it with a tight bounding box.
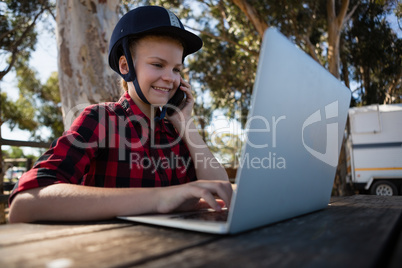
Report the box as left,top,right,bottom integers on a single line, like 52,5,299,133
155,180,233,214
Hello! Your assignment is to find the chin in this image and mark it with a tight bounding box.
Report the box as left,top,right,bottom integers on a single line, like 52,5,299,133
150,99,169,107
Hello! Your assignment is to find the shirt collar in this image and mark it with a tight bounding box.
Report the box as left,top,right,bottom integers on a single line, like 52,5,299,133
118,91,176,137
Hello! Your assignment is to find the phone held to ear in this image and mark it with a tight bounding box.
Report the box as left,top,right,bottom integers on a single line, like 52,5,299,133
166,85,186,116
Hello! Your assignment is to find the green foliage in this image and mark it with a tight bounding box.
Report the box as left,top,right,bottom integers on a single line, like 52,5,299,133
146,0,400,105
4,146,24,158
2,147,38,168
37,72,64,139
207,132,243,167
0,1,61,143
190,1,260,127
396,1,402,26
0,91,38,131
1,63,63,142
0,0,55,80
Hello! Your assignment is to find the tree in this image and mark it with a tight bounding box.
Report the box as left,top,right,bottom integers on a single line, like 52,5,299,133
192,85,213,142
0,0,55,224
1,61,64,142
345,1,402,105
184,0,261,127
0,90,38,133
0,0,55,80
326,0,358,78
38,71,64,139
56,0,122,129
0,0,60,141
208,131,243,167
396,2,402,30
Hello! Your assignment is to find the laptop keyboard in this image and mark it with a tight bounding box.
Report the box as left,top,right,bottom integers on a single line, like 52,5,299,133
171,209,228,222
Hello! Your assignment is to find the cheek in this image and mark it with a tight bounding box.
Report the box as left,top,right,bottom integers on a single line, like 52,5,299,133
174,80,180,90
171,78,181,97
137,70,158,90
174,75,181,89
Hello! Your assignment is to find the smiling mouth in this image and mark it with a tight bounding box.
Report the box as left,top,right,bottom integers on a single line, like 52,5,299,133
153,86,171,92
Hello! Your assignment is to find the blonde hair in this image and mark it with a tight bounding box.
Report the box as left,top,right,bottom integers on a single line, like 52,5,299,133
121,79,129,91
119,34,185,92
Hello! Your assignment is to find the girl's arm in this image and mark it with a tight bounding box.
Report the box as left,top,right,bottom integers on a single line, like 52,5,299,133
8,179,232,223
168,78,229,182
181,119,229,182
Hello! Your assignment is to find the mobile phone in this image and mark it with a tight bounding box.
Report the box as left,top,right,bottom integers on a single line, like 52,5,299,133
166,85,186,116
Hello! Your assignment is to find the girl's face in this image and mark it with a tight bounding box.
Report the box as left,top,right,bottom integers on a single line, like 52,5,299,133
130,36,184,108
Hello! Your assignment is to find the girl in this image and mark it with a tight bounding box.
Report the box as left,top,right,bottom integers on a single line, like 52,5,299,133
9,6,232,223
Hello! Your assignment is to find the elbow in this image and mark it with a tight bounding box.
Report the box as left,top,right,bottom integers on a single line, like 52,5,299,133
8,197,24,223
8,193,36,223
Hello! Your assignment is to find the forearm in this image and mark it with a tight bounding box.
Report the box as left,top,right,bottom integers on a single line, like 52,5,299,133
8,184,159,223
9,180,233,223
181,119,229,182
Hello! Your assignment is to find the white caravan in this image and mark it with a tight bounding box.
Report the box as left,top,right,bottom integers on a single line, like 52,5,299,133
346,104,402,195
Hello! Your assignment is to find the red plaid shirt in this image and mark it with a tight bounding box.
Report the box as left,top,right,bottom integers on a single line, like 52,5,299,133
9,92,197,204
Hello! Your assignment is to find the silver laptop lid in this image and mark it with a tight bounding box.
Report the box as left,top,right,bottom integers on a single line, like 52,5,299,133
228,28,351,234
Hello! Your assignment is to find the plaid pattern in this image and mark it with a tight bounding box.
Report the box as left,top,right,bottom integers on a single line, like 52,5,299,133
9,92,196,204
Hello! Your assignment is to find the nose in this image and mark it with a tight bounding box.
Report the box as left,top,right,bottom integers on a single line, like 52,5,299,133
161,70,176,84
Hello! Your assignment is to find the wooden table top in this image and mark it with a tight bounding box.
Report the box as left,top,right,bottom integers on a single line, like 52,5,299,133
0,195,401,268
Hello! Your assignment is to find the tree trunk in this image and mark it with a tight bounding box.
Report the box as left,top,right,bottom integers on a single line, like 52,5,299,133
230,0,268,37
56,0,121,129
340,36,350,88
383,72,402,104
326,0,356,79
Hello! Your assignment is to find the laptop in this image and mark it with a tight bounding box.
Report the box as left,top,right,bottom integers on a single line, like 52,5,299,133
118,27,351,234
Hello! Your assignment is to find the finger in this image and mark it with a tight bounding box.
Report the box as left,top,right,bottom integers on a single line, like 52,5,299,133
179,78,194,100
205,181,232,208
193,181,233,209
180,87,193,102
180,76,191,88
195,199,225,210
213,182,233,208
194,199,210,210
215,199,226,208
191,187,222,211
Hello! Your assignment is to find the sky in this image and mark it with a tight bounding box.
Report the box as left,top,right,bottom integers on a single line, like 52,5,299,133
0,9,401,157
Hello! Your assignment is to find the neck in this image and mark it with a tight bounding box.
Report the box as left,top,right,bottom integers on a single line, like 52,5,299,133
127,89,157,119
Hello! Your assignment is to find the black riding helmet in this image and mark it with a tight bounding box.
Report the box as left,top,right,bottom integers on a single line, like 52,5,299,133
108,6,203,110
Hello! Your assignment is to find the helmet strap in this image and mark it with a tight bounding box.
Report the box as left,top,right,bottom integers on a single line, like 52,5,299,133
122,38,150,105
154,107,167,122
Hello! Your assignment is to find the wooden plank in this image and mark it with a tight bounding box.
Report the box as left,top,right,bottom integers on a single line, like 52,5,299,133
0,223,218,268
138,195,402,268
389,215,402,268
0,220,132,247
4,158,28,163
0,138,51,149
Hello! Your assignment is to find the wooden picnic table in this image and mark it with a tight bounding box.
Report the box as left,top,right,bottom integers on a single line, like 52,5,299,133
0,195,401,268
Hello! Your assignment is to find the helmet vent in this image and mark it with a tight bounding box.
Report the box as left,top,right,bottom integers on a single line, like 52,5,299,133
166,10,181,28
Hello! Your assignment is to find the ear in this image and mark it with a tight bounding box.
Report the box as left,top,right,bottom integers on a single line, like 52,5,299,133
119,55,129,75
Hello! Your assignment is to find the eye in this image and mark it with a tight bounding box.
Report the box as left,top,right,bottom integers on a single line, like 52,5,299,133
152,63,163,68
173,68,182,73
